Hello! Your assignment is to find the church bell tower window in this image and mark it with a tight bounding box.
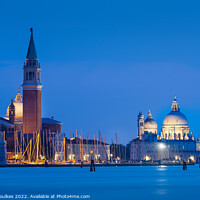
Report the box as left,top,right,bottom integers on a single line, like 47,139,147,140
29,72,32,80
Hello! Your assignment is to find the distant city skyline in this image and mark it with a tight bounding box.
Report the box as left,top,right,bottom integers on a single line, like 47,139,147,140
1,0,200,143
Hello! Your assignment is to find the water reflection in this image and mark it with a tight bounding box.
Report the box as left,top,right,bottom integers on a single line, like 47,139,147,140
156,178,167,183
157,165,168,171
154,189,167,195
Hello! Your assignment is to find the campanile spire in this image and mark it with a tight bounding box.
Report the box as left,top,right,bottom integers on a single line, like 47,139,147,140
26,28,37,59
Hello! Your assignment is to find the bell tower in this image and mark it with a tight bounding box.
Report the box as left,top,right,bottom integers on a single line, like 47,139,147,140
137,112,144,139
9,99,15,124
22,28,42,134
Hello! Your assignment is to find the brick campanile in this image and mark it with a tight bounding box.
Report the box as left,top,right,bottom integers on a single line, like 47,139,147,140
22,28,42,134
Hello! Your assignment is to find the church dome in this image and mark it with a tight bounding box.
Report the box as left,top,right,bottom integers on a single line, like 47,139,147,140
162,97,189,128
163,111,188,127
144,110,157,133
6,89,23,119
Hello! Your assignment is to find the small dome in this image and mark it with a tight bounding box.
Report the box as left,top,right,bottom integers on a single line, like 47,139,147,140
144,110,157,133
144,118,157,129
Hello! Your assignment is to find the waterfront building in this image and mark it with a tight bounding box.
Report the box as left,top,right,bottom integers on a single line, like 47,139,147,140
64,137,110,162
0,132,7,165
130,97,200,163
130,137,199,162
54,133,111,163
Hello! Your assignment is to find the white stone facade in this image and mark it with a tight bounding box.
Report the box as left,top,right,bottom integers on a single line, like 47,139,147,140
130,139,199,162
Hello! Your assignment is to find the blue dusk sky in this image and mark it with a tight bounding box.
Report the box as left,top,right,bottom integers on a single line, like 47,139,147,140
1,0,200,144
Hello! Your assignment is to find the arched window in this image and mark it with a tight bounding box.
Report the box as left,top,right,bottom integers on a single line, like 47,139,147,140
29,72,32,80
29,72,33,80
37,72,39,80
26,72,28,80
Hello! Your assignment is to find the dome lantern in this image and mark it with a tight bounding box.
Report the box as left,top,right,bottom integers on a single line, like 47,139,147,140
15,88,22,102
171,96,180,111
147,109,152,119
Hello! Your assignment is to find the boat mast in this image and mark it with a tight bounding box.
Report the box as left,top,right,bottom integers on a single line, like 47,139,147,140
104,133,106,161
29,139,32,163
63,136,66,162
99,131,102,161
97,133,98,161
94,133,95,161
76,130,78,161
81,130,83,161
36,133,39,164
70,132,72,160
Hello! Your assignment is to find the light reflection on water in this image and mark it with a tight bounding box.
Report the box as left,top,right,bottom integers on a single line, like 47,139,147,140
154,188,167,195
0,165,200,200
156,178,167,183
157,165,168,171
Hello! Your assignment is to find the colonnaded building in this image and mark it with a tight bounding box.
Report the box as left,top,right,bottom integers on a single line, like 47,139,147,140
129,97,200,163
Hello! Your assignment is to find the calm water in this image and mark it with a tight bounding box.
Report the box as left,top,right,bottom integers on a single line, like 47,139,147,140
0,165,200,200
